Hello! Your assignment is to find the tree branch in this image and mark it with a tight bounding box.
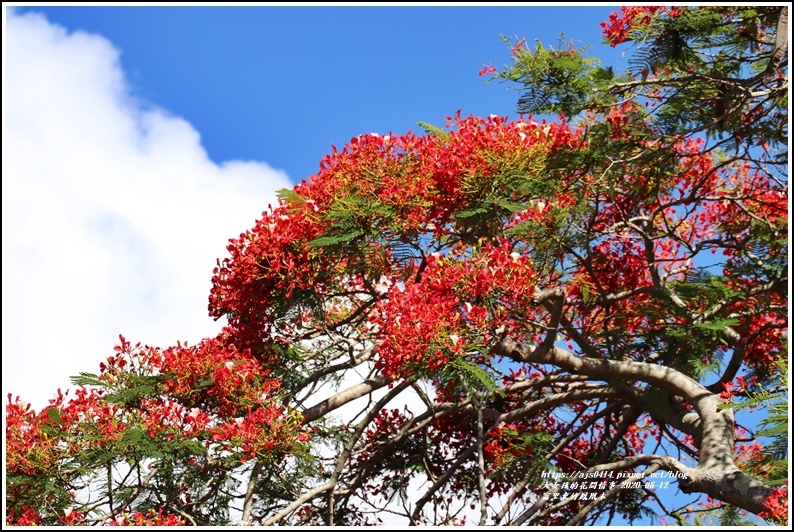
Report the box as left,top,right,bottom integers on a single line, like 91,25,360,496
301,375,391,423
761,6,789,84
492,339,776,515
241,462,261,524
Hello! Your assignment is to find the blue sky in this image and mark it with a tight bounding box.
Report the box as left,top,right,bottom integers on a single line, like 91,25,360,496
10,5,621,179
3,3,625,410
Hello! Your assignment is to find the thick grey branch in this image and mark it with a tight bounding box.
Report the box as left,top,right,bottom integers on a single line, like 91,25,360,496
494,339,776,516
301,375,391,423
761,6,788,84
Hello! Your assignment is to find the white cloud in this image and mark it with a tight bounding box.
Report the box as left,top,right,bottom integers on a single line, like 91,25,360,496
2,10,292,409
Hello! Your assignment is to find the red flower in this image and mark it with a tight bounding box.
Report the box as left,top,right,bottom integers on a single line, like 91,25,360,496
479,64,497,76
511,38,527,55
758,482,789,525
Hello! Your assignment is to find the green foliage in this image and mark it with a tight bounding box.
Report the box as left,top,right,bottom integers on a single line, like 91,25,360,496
46,407,63,425
488,429,553,491
72,371,171,409
495,33,623,116
625,9,721,77
104,385,155,406
491,198,531,213
617,489,658,524
716,504,757,526
309,229,365,248
70,371,104,387
417,120,450,143
493,6,787,157
441,356,502,397
276,188,308,208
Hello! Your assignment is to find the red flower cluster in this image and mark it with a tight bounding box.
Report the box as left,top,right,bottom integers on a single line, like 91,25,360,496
483,422,521,470
479,64,497,76
108,509,185,526
5,506,42,526
6,386,124,479
209,203,329,349
156,333,281,416
374,240,537,378
758,482,789,525
210,113,579,355
6,330,308,525
601,6,668,46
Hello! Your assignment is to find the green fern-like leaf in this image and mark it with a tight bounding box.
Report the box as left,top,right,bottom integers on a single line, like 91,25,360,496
443,357,500,396
309,229,365,248
517,88,553,115
492,199,531,213
276,188,308,208
70,372,103,387
103,385,155,405
417,121,450,143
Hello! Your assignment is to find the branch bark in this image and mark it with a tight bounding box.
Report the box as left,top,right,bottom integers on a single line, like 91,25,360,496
492,338,776,516
301,375,391,423
761,6,789,84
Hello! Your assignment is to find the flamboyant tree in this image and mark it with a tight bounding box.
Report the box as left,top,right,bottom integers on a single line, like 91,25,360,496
6,5,788,526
